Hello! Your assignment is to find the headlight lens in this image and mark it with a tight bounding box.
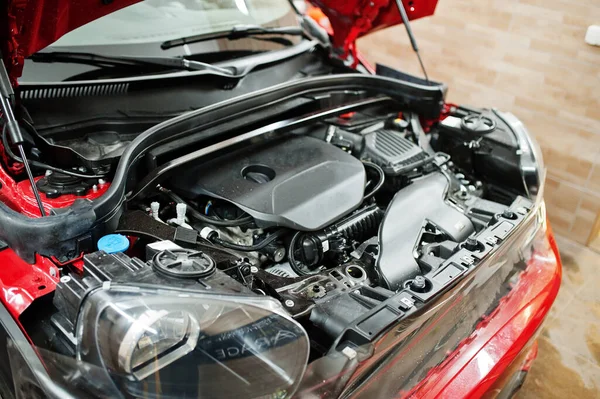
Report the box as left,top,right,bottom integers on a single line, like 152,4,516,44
118,309,200,379
493,110,546,200
76,285,309,398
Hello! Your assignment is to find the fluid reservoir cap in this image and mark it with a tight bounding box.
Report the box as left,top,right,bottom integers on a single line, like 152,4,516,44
98,234,130,254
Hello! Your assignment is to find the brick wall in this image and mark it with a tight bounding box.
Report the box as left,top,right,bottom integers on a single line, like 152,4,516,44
358,0,600,247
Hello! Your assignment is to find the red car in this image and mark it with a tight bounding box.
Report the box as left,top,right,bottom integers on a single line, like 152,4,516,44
0,1,560,398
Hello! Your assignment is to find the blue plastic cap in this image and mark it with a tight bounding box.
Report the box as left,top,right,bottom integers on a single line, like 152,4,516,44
98,234,130,254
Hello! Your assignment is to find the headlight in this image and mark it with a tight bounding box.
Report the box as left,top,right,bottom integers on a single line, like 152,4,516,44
117,308,200,379
492,110,546,200
76,285,309,398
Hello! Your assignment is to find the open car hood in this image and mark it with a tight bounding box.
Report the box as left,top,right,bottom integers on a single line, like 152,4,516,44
309,0,438,50
1,0,438,81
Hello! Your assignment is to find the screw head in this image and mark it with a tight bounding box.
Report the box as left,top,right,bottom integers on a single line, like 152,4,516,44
412,276,427,290
284,299,295,308
250,266,258,274
502,210,516,219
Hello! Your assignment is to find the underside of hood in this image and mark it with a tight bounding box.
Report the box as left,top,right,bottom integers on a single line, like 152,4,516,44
1,0,438,82
309,0,439,51
1,0,139,82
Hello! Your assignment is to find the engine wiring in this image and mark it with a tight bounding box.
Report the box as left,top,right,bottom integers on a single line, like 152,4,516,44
159,187,254,227
362,161,385,201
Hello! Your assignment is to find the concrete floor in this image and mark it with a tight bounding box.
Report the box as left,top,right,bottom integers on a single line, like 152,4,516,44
517,237,600,398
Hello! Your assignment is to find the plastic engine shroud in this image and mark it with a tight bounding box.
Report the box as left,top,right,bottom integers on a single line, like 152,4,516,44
171,135,366,230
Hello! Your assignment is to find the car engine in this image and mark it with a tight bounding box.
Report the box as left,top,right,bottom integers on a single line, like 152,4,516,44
41,103,532,358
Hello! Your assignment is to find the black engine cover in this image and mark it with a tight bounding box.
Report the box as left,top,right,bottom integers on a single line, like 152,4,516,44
171,135,366,230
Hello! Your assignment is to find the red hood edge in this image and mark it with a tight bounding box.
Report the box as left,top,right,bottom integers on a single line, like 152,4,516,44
2,0,140,84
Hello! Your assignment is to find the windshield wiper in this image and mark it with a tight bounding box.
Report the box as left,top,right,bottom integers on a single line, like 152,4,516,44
30,52,235,76
161,25,305,50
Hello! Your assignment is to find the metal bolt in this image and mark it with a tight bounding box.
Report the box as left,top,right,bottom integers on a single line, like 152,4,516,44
502,210,516,219
414,276,426,285
250,266,258,274
272,247,286,263
465,236,479,251
412,276,427,291
60,276,71,283
284,299,295,308
98,178,107,185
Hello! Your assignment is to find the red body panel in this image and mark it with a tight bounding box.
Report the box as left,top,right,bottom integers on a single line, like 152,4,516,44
0,158,103,316
2,0,139,81
403,224,561,398
309,0,438,52
0,250,58,318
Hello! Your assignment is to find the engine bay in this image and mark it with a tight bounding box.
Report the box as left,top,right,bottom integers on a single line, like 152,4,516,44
0,68,543,396
14,100,533,361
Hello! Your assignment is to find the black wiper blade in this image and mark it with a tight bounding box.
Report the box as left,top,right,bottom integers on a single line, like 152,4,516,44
30,52,235,76
161,25,305,50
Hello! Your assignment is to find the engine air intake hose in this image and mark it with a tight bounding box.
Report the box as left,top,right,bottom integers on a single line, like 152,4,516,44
288,204,384,275
323,204,384,242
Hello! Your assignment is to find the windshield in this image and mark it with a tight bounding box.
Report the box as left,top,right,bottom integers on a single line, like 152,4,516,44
21,0,300,82
46,0,299,55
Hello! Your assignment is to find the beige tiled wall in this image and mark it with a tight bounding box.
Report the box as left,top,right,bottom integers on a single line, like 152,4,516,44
358,0,600,246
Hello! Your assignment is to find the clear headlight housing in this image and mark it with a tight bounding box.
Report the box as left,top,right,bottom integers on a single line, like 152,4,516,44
76,285,309,398
493,110,546,201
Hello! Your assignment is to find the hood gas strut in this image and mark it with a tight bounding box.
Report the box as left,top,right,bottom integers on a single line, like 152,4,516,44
0,52,45,216
394,0,429,83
